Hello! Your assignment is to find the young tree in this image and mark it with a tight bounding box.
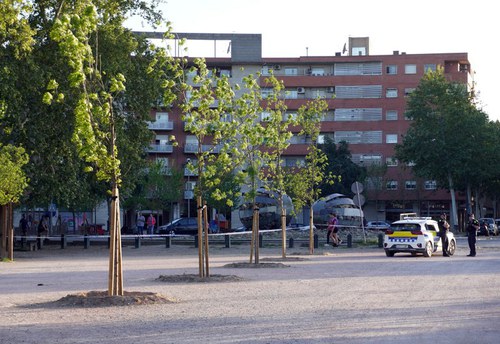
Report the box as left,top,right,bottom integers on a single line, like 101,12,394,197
287,98,335,254
44,1,182,295
259,75,293,258
181,58,237,276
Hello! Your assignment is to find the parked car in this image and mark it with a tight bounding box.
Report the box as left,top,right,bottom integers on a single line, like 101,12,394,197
156,217,198,235
478,218,498,236
366,221,391,231
383,217,456,257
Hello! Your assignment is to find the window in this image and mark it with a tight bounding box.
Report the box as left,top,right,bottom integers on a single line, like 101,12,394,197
285,90,298,99
405,181,417,190
386,110,398,121
386,157,398,166
404,88,415,96
334,62,382,75
284,112,297,121
335,108,383,121
424,64,436,73
424,180,437,190
261,88,273,98
335,85,383,99
404,64,417,74
386,65,397,75
261,111,271,121
386,180,398,190
285,68,298,76
155,112,169,121
386,88,398,98
311,68,325,76
283,157,305,167
219,69,231,77
386,134,398,143
352,47,366,56
334,131,382,144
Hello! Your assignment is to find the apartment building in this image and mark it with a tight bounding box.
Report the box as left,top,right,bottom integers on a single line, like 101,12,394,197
144,33,472,224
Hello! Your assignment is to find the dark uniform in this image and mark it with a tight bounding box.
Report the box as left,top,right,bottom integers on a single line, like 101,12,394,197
437,213,450,256
466,214,480,257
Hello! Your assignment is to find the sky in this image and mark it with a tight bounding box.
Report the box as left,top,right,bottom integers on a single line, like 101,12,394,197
127,0,499,121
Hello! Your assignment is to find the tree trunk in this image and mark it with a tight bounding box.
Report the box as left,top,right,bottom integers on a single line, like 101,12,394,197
309,205,314,255
107,185,123,296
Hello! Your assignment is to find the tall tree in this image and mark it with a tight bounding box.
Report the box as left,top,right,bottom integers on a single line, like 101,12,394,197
320,139,366,196
395,67,488,227
38,1,180,295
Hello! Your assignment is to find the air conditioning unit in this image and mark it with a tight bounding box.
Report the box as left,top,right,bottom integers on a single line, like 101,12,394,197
297,87,305,94
273,65,281,70
327,86,335,93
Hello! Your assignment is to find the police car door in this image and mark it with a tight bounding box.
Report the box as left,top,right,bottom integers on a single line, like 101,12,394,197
426,223,441,252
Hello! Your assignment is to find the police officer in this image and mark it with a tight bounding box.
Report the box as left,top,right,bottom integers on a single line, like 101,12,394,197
466,213,480,257
438,213,450,256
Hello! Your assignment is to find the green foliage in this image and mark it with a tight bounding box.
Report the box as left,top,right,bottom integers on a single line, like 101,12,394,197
0,144,29,205
320,139,365,196
395,68,490,191
286,98,336,214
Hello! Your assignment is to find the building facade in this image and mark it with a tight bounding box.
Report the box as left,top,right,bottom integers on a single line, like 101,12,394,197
144,33,472,225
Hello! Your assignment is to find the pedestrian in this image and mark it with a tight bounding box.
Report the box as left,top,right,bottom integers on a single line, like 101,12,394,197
37,215,49,237
19,214,29,237
147,214,156,235
327,213,341,247
136,213,145,235
466,213,480,257
437,213,450,256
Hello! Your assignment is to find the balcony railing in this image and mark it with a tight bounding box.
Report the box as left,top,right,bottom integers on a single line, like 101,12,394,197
148,144,174,153
184,143,222,153
148,121,174,130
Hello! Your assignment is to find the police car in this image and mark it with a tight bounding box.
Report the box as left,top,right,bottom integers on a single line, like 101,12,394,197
383,217,456,257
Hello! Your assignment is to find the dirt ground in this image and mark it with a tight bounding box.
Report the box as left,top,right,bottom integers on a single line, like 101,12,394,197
1,238,500,343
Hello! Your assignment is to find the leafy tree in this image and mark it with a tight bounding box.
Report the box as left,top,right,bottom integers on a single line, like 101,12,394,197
320,139,366,196
181,58,236,276
38,1,181,295
395,67,488,227
259,74,293,258
287,98,334,254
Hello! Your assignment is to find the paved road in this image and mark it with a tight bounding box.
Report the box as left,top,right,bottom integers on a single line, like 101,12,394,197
1,236,500,343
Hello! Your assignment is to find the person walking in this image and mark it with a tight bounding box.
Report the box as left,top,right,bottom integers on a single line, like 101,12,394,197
327,213,341,247
437,213,450,256
466,213,480,257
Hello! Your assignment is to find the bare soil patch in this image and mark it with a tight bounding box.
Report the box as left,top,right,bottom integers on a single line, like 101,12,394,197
156,273,244,283
38,291,178,308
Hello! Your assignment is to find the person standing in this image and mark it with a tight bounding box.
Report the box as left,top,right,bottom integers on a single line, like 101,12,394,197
19,214,29,237
147,214,156,235
466,213,480,257
437,213,450,256
136,213,145,235
37,215,49,237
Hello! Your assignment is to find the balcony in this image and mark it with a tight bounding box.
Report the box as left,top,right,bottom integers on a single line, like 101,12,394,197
184,143,222,154
148,121,174,130
148,144,174,153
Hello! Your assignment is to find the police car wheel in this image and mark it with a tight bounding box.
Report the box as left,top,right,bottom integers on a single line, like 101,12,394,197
385,250,395,257
423,241,433,257
447,239,456,256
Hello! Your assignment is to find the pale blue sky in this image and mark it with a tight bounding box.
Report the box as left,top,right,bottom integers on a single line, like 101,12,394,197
127,0,499,121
